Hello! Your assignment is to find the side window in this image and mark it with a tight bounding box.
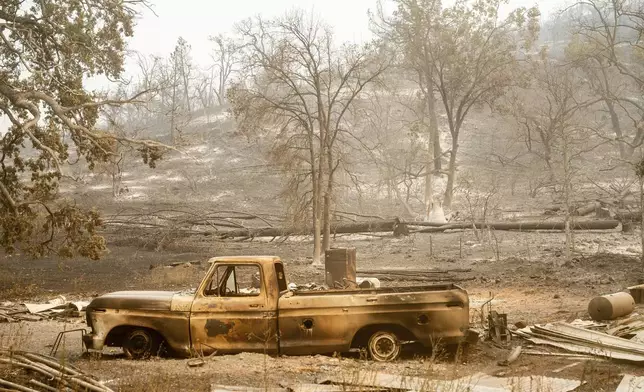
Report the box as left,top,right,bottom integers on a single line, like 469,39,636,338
204,265,261,297
275,263,287,292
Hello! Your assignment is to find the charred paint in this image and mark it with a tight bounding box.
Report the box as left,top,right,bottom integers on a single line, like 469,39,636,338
83,256,471,359
205,319,235,337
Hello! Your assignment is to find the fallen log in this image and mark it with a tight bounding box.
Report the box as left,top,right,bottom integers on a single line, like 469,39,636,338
405,221,452,227
218,219,400,239
571,202,600,216
413,220,619,233
357,268,472,276
616,211,641,222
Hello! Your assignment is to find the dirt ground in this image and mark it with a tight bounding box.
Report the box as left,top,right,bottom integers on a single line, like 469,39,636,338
2,228,644,391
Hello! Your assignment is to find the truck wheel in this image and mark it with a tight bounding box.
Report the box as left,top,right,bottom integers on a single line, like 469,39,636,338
123,329,161,359
367,331,401,361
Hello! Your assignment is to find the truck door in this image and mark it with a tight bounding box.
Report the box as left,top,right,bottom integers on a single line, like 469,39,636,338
189,263,278,355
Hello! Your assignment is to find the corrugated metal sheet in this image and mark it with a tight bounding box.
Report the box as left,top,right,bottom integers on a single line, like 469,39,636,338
320,371,581,392
617,375,644,392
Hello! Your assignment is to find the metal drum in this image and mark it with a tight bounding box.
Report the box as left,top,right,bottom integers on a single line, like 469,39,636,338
588,292,635,321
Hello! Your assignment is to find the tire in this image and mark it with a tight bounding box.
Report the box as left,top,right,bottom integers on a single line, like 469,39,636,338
122,329,161,359
367,330,401,361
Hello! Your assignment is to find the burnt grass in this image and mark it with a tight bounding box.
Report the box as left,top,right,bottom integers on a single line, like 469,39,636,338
3,227,644,390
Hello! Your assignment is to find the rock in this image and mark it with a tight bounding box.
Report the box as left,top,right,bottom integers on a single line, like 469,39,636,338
514,321,527,329
553,294,561,299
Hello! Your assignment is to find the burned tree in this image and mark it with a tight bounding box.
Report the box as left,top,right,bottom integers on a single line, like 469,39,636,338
513,56,602,260
374,0,540,209
229,11,388,263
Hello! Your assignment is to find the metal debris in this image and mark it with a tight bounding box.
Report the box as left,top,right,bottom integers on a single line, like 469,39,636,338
516,322,644,363
497,346,522,366
588,292,635,321
616,375,644,392
319,371,581,392
461,372,582,392
356,277,381,289
488,311,510,345
0,297,90,322
552,362,581,374
211,386,287,392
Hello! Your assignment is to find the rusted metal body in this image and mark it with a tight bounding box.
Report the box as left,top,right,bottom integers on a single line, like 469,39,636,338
83,256,470,358
324,248,356,287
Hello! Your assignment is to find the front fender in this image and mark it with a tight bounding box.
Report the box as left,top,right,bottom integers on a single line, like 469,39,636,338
86,308,191,356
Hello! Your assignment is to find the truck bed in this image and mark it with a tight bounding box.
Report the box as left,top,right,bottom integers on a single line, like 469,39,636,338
289,283,460,296
277,282,469,355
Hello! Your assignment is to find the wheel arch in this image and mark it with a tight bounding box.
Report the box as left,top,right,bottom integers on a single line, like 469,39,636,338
350,323,416,349
104,324,166,347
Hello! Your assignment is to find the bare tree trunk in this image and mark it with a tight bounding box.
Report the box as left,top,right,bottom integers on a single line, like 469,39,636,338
182,67,192,114
308,122,322,266
322,153,333,252
563,135,573,261
312,162,322,265
424,167,433,219
640,175,644,268
606,99,627,159
314,118,327,264
170,82,177,145
424,91,439,220
444,140,459,208
430,102,441,172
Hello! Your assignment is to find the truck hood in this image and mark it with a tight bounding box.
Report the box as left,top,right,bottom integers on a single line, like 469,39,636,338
88,291,176,311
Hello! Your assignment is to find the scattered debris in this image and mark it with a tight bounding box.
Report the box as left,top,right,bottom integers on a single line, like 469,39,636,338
352,267,474,283
616,375,644,392
552,362,581,374
212,385,287,392
606,313,644,338
516,322,644,363
288,384,381,392
629,284,644,304
521,349,599,360
488,311,511,345
318,371,581,392
0,349,114,392
588,292,634,321
498,346,522,366
0,296,90,322
288,282,327,292
356,277,380,289
462,372,582,392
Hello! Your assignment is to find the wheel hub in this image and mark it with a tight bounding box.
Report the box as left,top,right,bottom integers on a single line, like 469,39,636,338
372,335,396,357
130,334,151,355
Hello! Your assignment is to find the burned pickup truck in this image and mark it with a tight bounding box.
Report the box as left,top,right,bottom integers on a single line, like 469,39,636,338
83,256,470,361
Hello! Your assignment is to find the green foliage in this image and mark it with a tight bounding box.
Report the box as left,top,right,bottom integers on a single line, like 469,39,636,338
0,0,156,259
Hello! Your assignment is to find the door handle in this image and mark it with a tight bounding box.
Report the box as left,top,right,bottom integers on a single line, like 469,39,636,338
366,297,378,302
249,304,260,308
